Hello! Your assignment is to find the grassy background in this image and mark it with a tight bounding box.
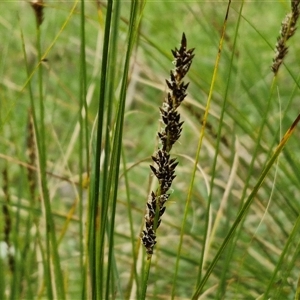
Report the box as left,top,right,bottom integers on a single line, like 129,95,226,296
1,1,300,299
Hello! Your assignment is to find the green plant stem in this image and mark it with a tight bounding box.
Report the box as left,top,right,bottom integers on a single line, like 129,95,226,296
141,257,152,299
105,1,143,298
99,0,122,298
231,76,277,296
36,23,66,300
211,3,244,297
171,2,232,298
88,1,113,299
36,23,53,300
192,113,300,298
19,17,49,300
264,214,300,299
79,0,88,298
122,147,140,299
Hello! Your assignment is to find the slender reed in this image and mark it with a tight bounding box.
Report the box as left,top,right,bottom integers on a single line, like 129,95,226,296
79,0,88,297
29,2,65,298
141,33,195,258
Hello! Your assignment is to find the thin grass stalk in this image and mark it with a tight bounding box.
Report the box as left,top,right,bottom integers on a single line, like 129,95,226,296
99,0,120,257
82,8,90,175
192,113,300,298
14,168,31,299
233,2,300,294
19,18,49,300
122,148,140,299
101,1,121,299
141,258,152,300
79,0,88,297
264,213,300,299
36,24,53,300
98,0,122,297
230,79,277,295
275,238,300,298
210,3,244,297
96,2,114,295
171,3,231,298
105,1,142,298
101,0,121,297
19,12,52,298
87,1,113,298
30,4,65,298
18,17,41,190
21,112,38,298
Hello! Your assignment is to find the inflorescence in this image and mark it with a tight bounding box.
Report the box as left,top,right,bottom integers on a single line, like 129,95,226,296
141,33,195,257
272,0,300,74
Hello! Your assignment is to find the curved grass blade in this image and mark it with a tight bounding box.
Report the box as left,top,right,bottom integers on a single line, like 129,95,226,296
171,1,232,298
192,113,300,298
264,214,300,299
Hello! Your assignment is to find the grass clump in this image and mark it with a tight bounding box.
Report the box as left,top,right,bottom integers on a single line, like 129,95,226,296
1,1,300,299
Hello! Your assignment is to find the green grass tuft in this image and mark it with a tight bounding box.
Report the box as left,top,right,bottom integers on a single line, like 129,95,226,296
1,1,300,299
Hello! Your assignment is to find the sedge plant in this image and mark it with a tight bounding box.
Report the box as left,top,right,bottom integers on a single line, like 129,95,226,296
1,1,300,299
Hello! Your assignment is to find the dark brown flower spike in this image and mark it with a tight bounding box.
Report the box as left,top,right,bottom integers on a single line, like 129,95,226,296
30,0,44,27
26,110,37,202
141,33,194,257
272,0,300,74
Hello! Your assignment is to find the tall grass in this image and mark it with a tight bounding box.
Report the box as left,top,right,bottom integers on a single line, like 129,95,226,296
1,1,300,299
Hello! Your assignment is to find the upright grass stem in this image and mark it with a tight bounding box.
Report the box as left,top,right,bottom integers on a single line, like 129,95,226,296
88,1,144,298
192,113,300,298
225,3,300,296
105,1,144,298
209,3,244,297
87,1,113,298
171,4,231,298
79,0,88,297
19,16,47,300
24,2,66,299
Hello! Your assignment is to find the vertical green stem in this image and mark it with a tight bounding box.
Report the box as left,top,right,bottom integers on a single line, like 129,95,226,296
35,17,65,300
79,0,88,298
141,258,152,299
171,2,231,298
105,0,142,298
36,24,53,300
88,1,113,299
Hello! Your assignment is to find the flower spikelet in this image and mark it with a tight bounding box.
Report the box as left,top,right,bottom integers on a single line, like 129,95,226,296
30,0,44,27
272,0,300,74
141,33,194,257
